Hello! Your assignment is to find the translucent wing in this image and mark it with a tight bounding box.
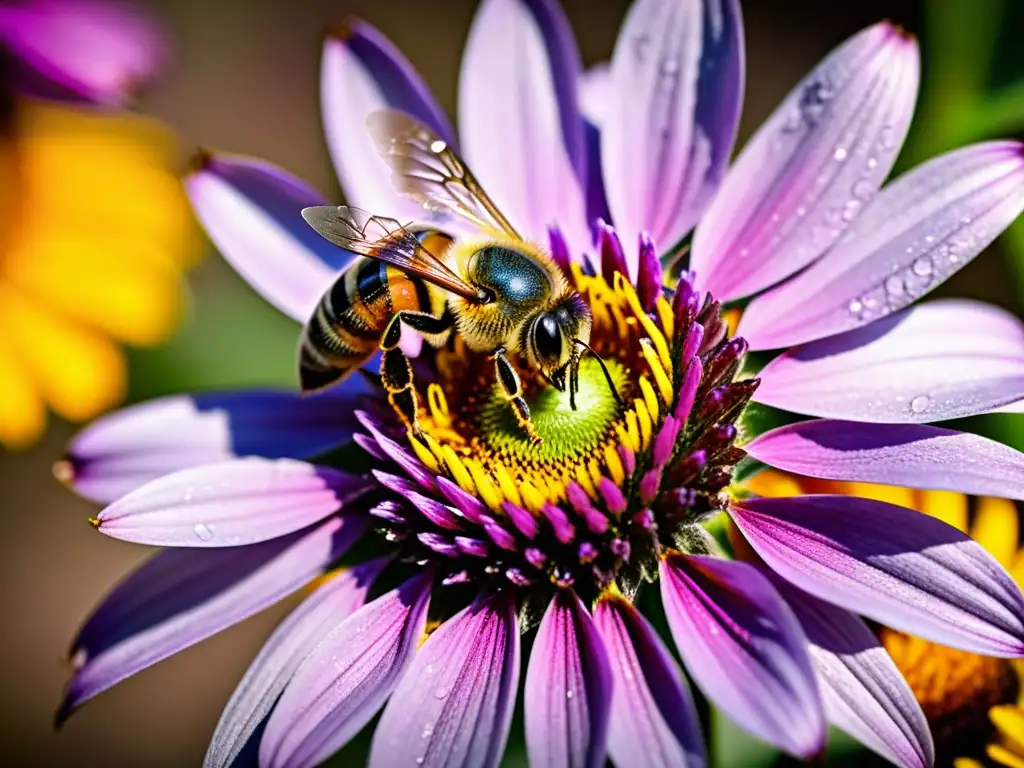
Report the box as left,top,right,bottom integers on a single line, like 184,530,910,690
301,206,487,302
367,108,522,240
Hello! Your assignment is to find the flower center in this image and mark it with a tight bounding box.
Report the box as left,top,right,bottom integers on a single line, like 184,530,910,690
880,628,1020,758
361,261,758,605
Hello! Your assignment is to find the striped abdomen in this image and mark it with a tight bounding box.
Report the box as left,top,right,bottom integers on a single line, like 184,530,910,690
299,257,437,392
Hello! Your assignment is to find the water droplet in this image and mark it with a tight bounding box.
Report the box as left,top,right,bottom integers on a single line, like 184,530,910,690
415,758,425,766
422,725,434,739
879,126,896,148
865,157,878,170
910,395,930,414
660,58,679,75
797,79,833,127
425,664,434,675
884,275,904,296
841,200,861,222
193,523,214,541
429,140,447,154
566,690,574,699
434,687,448,700
852,179,874,200
795,206,807,217
848,299,863,314
833,147,848,162
911,256,933,277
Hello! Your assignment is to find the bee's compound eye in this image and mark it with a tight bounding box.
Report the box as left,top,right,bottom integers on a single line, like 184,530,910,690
534,314,563,363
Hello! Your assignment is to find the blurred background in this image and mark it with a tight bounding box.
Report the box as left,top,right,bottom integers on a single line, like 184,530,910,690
0,0,1021,764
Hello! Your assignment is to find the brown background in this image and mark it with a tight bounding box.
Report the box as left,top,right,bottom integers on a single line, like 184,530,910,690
1,0,1013,765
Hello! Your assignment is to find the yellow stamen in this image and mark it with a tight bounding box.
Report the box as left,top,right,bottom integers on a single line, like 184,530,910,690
426,383,451,429
656,295,674,340
588,458,603,488
615,273,671,371
918,489,968,532
604,444,625,486
974,497,1019,569
640,339,674,403
634,399,653,450
440,445,475,495
988,744,1024,768
624,409,641,453
493,463,522,507
639,376,660,423
519,481,546,514
574,466,597,499
408,433,440,473
465,457,503,510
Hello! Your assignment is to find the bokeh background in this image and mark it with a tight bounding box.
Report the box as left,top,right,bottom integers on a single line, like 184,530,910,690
1,0,1022,764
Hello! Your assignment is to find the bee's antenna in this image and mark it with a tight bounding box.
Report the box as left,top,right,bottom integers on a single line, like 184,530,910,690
573,340,622,406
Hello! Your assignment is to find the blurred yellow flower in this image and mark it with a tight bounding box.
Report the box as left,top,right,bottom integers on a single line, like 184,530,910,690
0,99,197,448
746,468,1024,766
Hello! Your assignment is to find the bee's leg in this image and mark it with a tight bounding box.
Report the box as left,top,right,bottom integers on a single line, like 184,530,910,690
492,348,542,445
380,310,454,435
568,346,583,411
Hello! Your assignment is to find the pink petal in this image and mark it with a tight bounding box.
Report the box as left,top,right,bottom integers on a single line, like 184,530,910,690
754,299,1024,423
746,419,1024,500
768,574,934,768
593,593,705,768
62,387,371,505
57,516,363,724
730,495,1024,656
693,22,918,301
94,458,371,548
0,0,164,104
525,588,613,768
259,572,434,768
602,0,744,272
185,154,346,322
740,141,1024,350
659,554,825,758
205,557,389,768
458,0,589,254
369,592,520,768
320,21,451,220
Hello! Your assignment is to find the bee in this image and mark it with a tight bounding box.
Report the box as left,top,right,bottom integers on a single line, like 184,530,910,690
298,109,618,443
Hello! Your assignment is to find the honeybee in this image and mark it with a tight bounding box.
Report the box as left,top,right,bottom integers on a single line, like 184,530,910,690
299,109,617,443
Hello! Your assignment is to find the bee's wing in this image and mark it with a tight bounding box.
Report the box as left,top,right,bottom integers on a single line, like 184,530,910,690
367,109,522,241
301,205,487,302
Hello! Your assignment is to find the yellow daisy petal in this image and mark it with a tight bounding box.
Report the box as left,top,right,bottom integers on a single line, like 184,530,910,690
992,705,1024,755
845,481,916,509
988,743,1024,768
5,229,184,346
0,286,125,422
973,498,1020,569
0,331,46,449
1010,550,1024,589
918,489,969,531
743,469,804,498
16,100,199,267
954,759,985,768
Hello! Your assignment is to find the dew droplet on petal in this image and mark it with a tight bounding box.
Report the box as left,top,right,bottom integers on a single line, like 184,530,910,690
912,256,933,277
429,140,447,153
884,275,904,296
193,523,214,541
852,179,874,200
910,395,930,414
833,147,848,162
566,689,574,699
434,687,448,700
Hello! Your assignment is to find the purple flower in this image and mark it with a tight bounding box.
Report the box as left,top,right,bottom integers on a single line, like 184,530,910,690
57,1,1024,767
0,0,165,105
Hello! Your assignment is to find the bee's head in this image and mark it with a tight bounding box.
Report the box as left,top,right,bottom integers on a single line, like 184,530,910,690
527,294,591,386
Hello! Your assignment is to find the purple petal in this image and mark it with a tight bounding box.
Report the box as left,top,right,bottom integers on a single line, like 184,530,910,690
62,387,371,505
0,0,163,104
659,554,825,758
753,300,1024,422
602,0,744,270
94,458,370,548
767,573,933,768
525,588,612,768
57,516,365,724
459,0,589,253
205,557,389,768
740,141,1024,349
747,419,1024,501
693,22,918,301
185,154,349,322
593,593,705,768
369,592,520,768
730,495,1024,655
321,21,451,220
259,571,434,768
